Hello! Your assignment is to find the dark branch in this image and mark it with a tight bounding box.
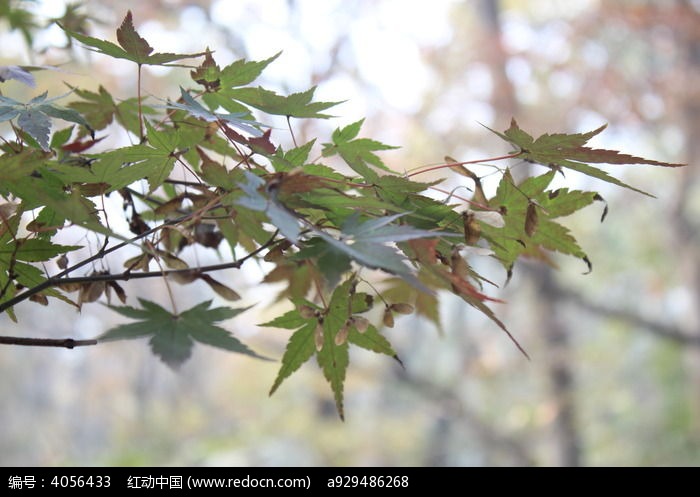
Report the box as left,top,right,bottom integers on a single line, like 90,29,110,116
0,337,97,348
0,230,278,315
49,233,278,287
0,210,205,315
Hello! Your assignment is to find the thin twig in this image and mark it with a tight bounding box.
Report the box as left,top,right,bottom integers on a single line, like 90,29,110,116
0,233,278,349
0,212,195,314
406,152,522,178
287,116,298,148
3,232,278,302
137,64,145,142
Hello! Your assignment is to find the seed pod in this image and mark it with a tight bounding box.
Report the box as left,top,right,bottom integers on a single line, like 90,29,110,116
390,303,414,315
525,202,538,237
29,292,49,306
78,280,105,305
335,324,349,346
56,254,68,270
462,211,481,245
352,315,370,333
314,321,324,352
383,307,395,328
299,305,317,319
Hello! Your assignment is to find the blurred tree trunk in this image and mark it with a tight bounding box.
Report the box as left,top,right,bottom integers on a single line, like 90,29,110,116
531,268,582,466
477,0,517,118
476,0,582,466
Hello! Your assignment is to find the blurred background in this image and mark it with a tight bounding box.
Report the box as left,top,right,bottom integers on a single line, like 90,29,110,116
1,0,699,466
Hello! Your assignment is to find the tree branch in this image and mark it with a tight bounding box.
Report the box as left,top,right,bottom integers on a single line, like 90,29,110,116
0,232,279,348
562,290,700,346
0,337,97,348
0,230,278,315
396,369,535,466
0,215,186,314
521,263,700,346
49,232,278,288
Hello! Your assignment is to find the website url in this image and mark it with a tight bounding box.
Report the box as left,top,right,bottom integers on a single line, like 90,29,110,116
187,475,310,490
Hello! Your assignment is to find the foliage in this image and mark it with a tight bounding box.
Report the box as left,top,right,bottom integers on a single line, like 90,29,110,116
0,10,682,418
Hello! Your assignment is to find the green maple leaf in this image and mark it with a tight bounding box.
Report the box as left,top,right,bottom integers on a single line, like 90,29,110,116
100,299,264,369
0,221,78,317
270,140,317,172
0,91,91,149
197,52,281,116
231,86,341,119
66,85,154,135
86,121,185,192
266,280,399,420
316,318,350,420
311,212,453,291
5,162,108,234
189,48,220,88
322,119,397,182
348,323,400,363
60,11,205,66
482,169,603,272
0,239,80,263
218,52,281,89
489,119,684,196
267,317,317,395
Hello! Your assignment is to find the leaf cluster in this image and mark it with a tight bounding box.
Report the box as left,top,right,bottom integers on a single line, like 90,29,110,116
0,10,682,418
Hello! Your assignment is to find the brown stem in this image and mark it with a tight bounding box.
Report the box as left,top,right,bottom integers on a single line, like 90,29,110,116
137,64,144,142
406,152,522,178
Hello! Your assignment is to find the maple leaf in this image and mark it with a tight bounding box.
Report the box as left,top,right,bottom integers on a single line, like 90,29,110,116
0,65,35,87
481,169,601,273
322,119,397,181
60,11,205,66
220,52,282,88
235,171,302,243
0,65,66,88
0,238,80,263
231,86,341,119
83,121,183,192
163,87,267,137
190,48,220,90
347,323,400,363
197,52,284,117
489,119,684,196
0,218,79,317
264,279,400,419
100,299,265,369
310,212,455,291
0,91,91,149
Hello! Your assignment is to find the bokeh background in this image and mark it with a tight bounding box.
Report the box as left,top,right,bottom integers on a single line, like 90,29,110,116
1,0,699,466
